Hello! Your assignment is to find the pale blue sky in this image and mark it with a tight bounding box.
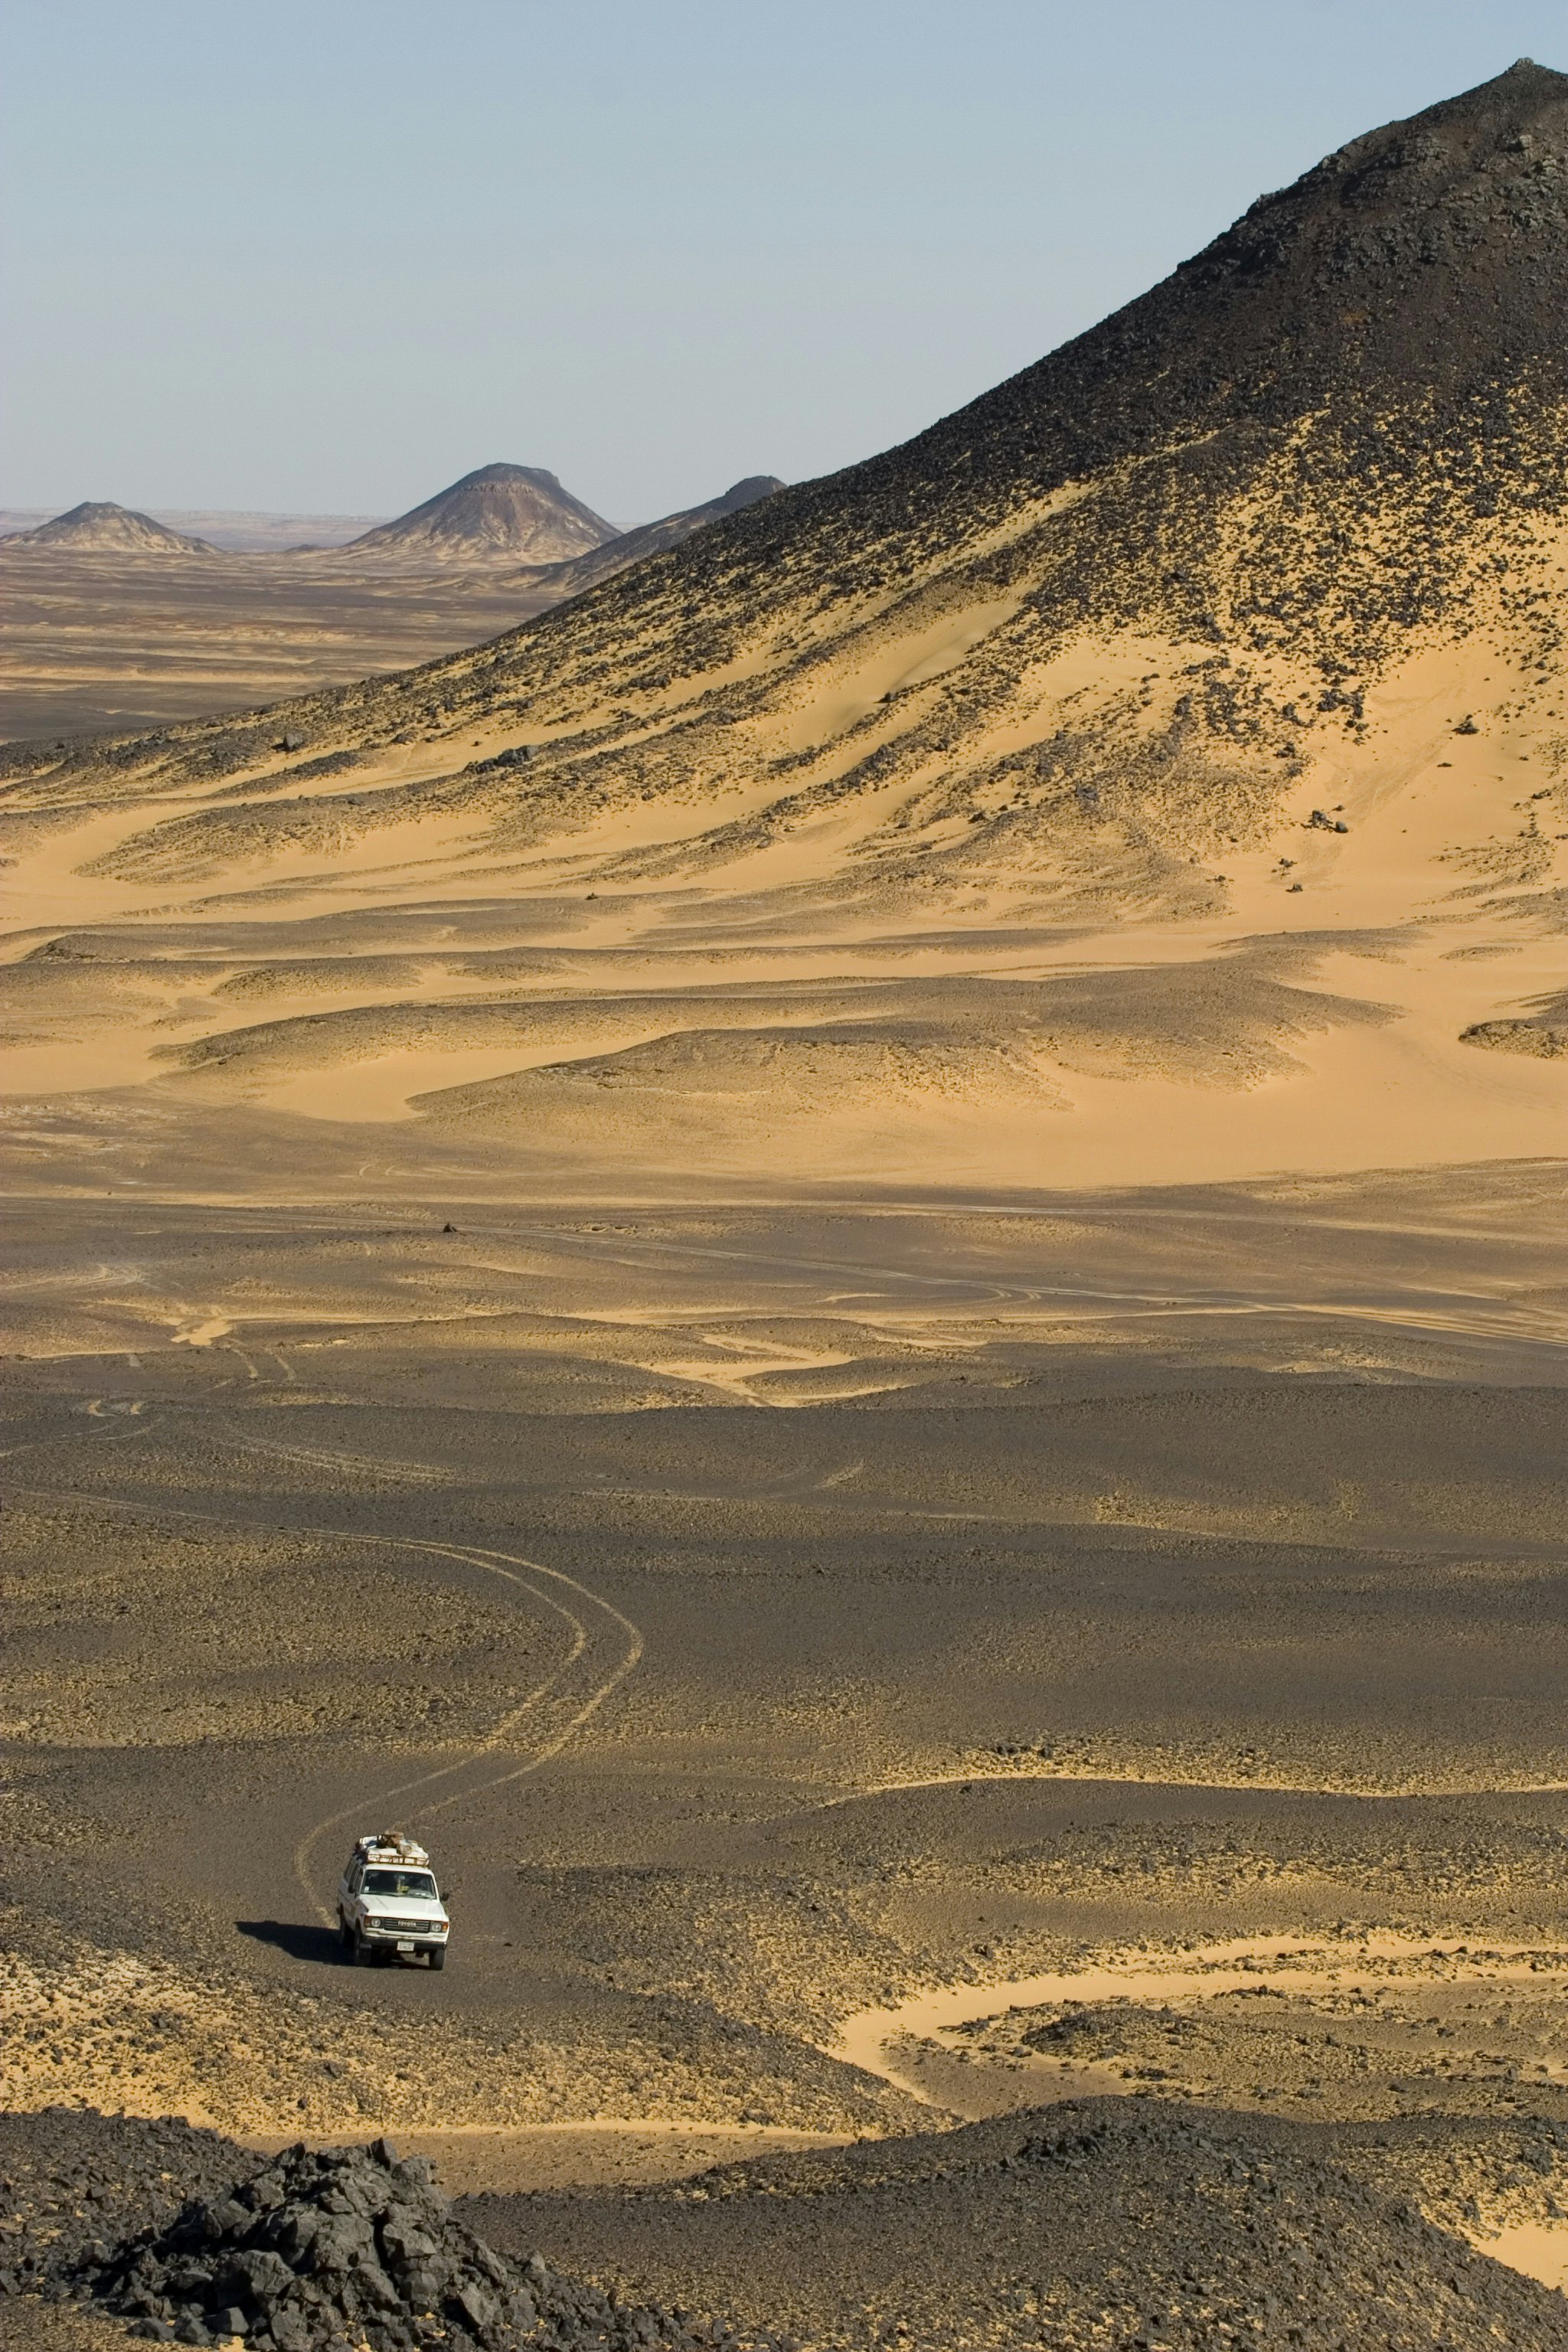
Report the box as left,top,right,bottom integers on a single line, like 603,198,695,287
3,1,1565,521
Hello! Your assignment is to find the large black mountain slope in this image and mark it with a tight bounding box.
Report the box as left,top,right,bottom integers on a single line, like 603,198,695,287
10,58,1567,792
901,57,1568,504
636,57,1568,619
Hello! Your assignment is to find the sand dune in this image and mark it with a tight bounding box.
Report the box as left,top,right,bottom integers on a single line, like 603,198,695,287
4,67,1565,1196
0,662,1554,1174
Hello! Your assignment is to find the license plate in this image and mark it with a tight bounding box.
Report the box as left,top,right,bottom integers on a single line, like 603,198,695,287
397,1940,414,1953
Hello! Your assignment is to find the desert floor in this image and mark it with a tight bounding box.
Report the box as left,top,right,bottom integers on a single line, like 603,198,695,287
2,483,1566,2341
4,1178,1567,2323
0,550,557,741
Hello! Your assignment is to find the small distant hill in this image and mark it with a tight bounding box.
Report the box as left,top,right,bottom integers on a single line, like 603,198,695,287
528,475,785,598
345,463,616,564
2,501,216,554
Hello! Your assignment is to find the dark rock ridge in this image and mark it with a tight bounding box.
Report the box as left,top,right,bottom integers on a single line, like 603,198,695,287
345,466,618,564
5,2123,775,2352
2,501,216,554
469,2102,1568,2352
524,477,786,600
1462,1016,1568,1055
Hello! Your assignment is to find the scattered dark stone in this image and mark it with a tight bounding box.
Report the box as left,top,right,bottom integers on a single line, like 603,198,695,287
283,750,362,781
1459,1018,1568,1057
464,2102,1568,2352
0,2130,773,2352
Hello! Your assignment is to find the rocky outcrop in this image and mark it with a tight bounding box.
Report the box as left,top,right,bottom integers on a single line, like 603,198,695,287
68,2137,769,2352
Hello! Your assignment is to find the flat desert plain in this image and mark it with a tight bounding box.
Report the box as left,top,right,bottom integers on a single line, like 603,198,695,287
0,475,782,743
0,547,557,743
5,57,1568,2352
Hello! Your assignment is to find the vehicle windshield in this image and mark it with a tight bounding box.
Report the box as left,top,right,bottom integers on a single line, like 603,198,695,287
362,1868,438,1899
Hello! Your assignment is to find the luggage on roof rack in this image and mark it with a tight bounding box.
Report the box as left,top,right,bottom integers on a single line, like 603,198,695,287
352,1829,430,1867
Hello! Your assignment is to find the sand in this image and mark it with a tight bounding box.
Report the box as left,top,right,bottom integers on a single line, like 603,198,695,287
2,610,1563,1193
3,59,1568,2351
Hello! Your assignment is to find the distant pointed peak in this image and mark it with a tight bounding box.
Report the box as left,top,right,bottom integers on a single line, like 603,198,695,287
344,462,616,563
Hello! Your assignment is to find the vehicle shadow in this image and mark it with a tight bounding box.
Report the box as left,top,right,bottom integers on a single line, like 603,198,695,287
236,1918,345,1965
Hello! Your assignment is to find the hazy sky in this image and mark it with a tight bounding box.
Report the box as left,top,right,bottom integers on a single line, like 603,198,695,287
4,1,1565,522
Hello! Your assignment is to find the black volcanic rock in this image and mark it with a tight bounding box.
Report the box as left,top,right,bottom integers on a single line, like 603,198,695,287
82,2140,538,2351
11,2128,777,2352
521,475,786,599
346,464,618,564
17,60,1568,854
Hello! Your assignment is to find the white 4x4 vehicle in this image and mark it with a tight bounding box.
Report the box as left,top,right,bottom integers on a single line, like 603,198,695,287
338,1832,450,1969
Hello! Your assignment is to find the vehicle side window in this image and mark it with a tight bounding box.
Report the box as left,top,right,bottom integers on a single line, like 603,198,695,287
348,1863,361,1892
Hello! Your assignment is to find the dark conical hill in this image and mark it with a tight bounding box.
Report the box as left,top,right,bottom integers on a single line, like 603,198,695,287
3,500,215,554
615,54,1568,663
346,462,617,564
614,61,1563,671
887,56,1568,511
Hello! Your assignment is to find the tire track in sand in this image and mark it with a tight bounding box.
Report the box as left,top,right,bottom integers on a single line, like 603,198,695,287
10,1480,643,1927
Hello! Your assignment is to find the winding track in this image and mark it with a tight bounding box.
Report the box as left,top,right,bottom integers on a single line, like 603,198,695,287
9,1475,643,1926
16,1408,1568,2074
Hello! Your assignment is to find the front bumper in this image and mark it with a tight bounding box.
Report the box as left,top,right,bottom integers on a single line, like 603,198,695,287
359,1919,448,1950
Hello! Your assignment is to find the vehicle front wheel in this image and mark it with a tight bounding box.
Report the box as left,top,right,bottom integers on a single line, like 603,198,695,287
352,1931,374,1967
339,1918,354,1958
428,1946,446,1971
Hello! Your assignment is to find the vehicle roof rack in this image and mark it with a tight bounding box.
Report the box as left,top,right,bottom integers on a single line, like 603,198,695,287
354,1830,430,1867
